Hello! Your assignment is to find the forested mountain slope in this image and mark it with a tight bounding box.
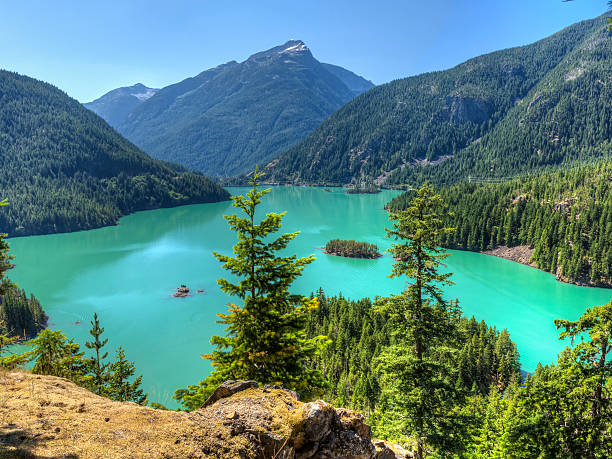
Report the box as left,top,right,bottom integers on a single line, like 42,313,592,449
0,70,230,237
112,40,373,177
83,83,158,127
267,13,611,186
388,161,612,287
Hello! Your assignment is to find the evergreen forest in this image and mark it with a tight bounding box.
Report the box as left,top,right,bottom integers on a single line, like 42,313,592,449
0,70,230,237
0,286,46,339
388,161,612,287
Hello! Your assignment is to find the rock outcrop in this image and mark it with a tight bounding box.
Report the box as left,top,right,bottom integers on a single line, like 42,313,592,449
173,285,190,297
0,371,408,458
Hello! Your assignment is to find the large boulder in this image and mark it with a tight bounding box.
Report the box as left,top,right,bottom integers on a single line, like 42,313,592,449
201,379,259,407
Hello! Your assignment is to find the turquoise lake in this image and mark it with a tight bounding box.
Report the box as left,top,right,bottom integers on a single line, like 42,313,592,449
7,186,612,407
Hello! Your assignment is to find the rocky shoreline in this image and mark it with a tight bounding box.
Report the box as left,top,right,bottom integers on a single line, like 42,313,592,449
482,245,537,268
480,245,611,289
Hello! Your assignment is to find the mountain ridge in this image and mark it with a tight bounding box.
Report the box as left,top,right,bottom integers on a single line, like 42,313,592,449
85,40,374,177
83,83,158,127
266,13,611,186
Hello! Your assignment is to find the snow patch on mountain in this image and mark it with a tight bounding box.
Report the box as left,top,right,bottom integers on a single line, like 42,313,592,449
131,88,157,101
280,41,308,54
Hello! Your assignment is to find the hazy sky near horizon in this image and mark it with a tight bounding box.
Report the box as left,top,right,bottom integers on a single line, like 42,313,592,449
0,1,607,102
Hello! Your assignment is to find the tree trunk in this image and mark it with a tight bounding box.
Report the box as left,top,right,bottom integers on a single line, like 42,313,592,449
592,337,608,419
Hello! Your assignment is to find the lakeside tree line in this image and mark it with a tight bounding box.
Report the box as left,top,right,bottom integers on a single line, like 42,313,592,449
388,161,612,287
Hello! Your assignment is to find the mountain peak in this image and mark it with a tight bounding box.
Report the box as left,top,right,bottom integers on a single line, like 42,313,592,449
84,83,159,127
279,39,309,54
130,85,157,101
247,39,312,62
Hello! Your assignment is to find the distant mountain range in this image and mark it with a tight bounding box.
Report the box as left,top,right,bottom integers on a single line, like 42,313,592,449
84,83,158,127
85,40,374,177
0,70,229,237
267,13,612,186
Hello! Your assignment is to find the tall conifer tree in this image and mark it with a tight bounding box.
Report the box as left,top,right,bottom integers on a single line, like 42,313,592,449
0,199,13,297
375,184,464,458
107,346,148,405
85,313,109,395
175,169,328,410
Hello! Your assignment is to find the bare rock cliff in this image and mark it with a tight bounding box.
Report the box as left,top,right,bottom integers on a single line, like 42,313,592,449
0,372,408,458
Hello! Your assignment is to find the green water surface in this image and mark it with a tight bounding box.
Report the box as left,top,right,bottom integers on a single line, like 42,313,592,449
7,186,611,407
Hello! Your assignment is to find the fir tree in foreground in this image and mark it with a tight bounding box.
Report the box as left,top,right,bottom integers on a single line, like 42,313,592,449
375,184,464,458
175,169,329,411
107,346,148,405
0,199,13,296
467,299,612,457
85,312,109,395
3,314,148,405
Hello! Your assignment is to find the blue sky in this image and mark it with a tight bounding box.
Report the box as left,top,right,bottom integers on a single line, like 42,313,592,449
0,1,607,102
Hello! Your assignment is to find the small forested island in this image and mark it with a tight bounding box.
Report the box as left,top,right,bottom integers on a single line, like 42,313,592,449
324,239,382,259
346,184,381,194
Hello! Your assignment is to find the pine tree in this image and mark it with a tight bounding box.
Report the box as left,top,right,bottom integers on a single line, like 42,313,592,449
107,347,147,405
85,313,109,395
0,199,14,297
554,299,612,452
375,184,464,458
0,318,18,362
175,169,328,410
26,329,88,383
497,301,612,457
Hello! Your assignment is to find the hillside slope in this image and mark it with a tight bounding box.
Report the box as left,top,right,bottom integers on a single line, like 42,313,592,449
267,13,611,186
83,83,158,127
113,40,372,177
0,372,407,458
0,70,229,237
